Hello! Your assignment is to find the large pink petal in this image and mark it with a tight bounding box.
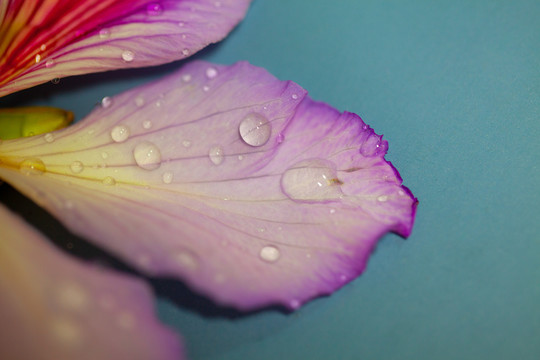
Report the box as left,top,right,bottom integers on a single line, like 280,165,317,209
0,61,417,310
0,0,251,97
0,204,184,360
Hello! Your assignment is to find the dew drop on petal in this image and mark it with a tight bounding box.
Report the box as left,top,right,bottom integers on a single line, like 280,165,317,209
259,245,280,263
44,133,54,143
281,159,344,202
133,141,162,170
101,152,109,159
121,50,134,62
70,161,84,174
206,67,218,79
19,159,46,175
101,96,112,108
142,120,152,129
99,28,110,38
56,283,88,311
146,3,162,15
181,74,191,82
162,171,173,184
202,85,210,92
291,93,298,100
45,59,55,68
377,195,388,202
135,96,145,107
208,146,224,165
276,133,285,144
102,176,116,186
51,77,60,84
239,112,271,147
110,125,130,142
289,299,301,309
182,48,190,56
173,250,199,271
182,140,192,148
178,21,185,27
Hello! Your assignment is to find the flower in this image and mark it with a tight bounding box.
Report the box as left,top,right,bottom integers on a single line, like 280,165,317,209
0,0,417,359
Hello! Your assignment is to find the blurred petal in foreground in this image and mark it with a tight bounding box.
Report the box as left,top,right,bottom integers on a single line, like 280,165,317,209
0,0,251,96
0,204,184,360
0,61,417,310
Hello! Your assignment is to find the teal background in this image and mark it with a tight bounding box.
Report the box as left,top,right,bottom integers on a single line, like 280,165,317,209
2,1,539,359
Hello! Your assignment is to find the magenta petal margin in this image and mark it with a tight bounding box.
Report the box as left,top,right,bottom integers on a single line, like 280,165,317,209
0,61,417,310
0,0,251,97
0,204,185,360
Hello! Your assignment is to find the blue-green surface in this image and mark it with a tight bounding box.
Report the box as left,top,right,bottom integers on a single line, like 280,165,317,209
3,1,540,359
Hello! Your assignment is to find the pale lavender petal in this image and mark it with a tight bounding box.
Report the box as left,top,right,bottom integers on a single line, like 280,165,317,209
0,204,185,360
0,61,417,310
0,0,251,97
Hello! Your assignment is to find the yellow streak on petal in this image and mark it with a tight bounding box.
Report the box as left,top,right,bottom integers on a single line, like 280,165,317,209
0,107,73,140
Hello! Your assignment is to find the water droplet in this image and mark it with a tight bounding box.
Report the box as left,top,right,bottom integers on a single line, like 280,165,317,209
329,208,336,214
182,140,191,147
56,283,88,311
110,125,130,142
173,250,199,271
398,190,405,196
377,195,388,202
162,171,173,184
135,96,145,107
178,21,185,27
146,3,162,15
40,44,47,51
259,245,280,263
208,146,224,165
291,93,298,100
280,159,343,203
339,274,348,282
44,133,54,143
360,132,384,157
182,48,190,56
142,120,152,129
99,28,110,38
102,176,116,186
121,50,134,62
206,67,218,79
70,161,84,174
101,96,112,108
181,74,191,82
20,159,46,175
155,99,164,107
35,54,41,63
238,155,244,161
276,133,285,144
45,59,55,68
51,77,60,84
239,112,271,147
133,141,161,170
202,85,210,92
289,299,301,309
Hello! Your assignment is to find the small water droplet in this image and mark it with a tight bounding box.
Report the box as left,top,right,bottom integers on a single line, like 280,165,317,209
146,2,162,15
339,274,347,282
70,161,84,174
238,155,244,161
45,59,55,68
56,283,88,311
182,140,192,148
101,152,109,159
135,96,145,107
276,133,285,144
280,159,343,203
291,93,298,100
202,85,210,92
142,120,152,129
99,28,110,38
44,133,54,143
110,125,130,142
178,21,185,27
259,245,280,263
377,195,388,202
239,112,271,147
102,176,116,186
289,299,301,309
35,54,41,63
398,190,405,196
182,48,190,56
208,146,224,165
20,159,46,175
329,208,336,214
155,99,164,107
181,74,191,82
121,50,134,62
133,141,162,170
206,67,218,79
51,77,60,84
162,171,173,184
173,250,199,271
40,44,47,51
101,96,112,108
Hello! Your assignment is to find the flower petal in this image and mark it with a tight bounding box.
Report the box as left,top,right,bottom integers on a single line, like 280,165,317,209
0,0,251,97
0,61,417,310
0,204,185,360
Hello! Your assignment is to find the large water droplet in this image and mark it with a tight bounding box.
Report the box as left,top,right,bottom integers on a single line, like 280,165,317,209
110,125,130,142
280,159,343,202
133,141,161,170
70,161,84,174
208,146,224,165
206,67,218,79
239,112,271,147
259,245,280,263
121,50,134,62
20,159,46,175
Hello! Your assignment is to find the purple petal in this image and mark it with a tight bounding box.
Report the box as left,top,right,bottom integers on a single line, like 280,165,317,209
0,204,185,360
0,61,417,310
0,0,251,97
